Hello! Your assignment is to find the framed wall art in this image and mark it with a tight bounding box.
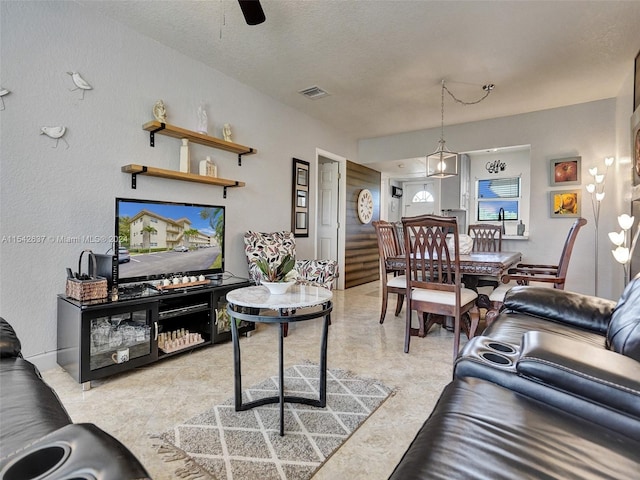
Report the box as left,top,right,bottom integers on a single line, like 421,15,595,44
634,48,640,112
550,190,580,218
632,107,640,186
550,157,581,186
292,158,309,237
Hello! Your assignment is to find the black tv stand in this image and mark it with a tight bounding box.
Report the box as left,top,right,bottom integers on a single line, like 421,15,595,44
57,276,252,389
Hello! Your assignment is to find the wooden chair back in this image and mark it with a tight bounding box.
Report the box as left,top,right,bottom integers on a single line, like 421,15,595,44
393,222,406,255
502,217,587,289
373,220,402,273
402,215,460,293
555,217,588,287
468,224,502,252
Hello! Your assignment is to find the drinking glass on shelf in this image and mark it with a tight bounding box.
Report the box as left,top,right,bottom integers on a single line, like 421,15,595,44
109,329,123,348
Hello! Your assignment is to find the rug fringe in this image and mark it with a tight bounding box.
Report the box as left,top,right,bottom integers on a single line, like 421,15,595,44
149,433,215,480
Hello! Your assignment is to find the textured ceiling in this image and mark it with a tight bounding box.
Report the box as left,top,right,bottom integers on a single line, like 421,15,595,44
80,1,640,141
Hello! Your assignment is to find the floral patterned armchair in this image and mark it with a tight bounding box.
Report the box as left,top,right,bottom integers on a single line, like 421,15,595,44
243,231,339,290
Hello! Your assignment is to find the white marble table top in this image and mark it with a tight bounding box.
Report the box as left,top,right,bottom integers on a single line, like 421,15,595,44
226,284,332,310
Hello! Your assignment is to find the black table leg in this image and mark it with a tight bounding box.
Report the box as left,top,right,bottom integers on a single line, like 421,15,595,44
231,308,243,411
279,320,285,436
228,301,332,436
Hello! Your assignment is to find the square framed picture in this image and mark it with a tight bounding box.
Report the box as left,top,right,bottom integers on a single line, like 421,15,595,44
550,190,580,218
632,107,640,186
296,166,308,187
296,189,307,208
296,212,307,229
550,157,581,186
634,48,640,112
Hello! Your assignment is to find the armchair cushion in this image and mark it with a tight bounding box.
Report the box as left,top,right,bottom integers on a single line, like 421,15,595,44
295,259,339,289
244,231,338,289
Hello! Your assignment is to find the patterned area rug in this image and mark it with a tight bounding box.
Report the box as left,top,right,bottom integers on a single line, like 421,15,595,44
151,363,394,480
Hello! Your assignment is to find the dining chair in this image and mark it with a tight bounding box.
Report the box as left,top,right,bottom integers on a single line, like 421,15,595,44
485,217,587,325
401,215,480,358
468,224,502,252
467,224,503,290
373,220,406,324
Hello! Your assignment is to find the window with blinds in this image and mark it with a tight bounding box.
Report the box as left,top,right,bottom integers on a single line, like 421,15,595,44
476,177,520,221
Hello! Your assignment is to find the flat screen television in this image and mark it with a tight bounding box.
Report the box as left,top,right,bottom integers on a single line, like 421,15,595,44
115,197,225,284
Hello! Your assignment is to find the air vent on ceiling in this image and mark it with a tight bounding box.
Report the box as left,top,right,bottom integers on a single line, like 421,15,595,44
298,86,330,100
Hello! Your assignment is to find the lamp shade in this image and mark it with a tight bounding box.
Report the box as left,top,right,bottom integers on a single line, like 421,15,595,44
427,149,458,178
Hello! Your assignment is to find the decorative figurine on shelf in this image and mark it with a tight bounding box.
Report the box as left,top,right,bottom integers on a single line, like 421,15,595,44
197,103,208,135
223,123,232,142
66,72,92,100
179,138,190,173
153,100,167,122
199,156,217,177
40,126,69,149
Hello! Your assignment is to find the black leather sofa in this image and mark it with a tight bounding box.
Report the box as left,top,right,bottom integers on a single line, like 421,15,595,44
389,277,640,479
0,317,150,480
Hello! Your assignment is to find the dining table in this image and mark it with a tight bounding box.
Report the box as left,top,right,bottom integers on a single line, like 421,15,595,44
386,251,522,309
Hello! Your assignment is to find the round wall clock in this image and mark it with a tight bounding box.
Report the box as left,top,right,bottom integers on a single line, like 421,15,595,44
357,188,374,224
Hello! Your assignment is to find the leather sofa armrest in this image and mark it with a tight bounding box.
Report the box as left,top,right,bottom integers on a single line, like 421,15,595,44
518,331,640,419
503,286,615,334
0,317,22,358
0,423,150,479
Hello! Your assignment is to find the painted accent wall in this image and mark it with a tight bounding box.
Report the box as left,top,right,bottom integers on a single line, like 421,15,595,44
345,162,381,288
0,1,357,369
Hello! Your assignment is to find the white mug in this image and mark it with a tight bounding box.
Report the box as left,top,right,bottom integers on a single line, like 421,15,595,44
112,348,129,364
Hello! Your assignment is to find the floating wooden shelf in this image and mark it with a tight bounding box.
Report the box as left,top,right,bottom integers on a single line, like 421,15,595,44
142,121,257,164
121,164,245,198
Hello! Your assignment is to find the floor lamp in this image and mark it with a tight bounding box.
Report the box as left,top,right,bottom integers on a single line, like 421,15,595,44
609,213,640,287
585,156,614,296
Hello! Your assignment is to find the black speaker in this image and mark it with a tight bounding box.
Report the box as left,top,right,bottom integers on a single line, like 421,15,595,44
94,253,118,293
392,186,403,198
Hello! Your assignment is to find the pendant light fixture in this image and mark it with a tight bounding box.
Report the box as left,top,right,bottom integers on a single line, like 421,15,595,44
427,80,495,178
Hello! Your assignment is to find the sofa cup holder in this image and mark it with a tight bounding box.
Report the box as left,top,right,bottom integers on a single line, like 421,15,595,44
479,351,513,366
486,341,516,354
1,444,73,480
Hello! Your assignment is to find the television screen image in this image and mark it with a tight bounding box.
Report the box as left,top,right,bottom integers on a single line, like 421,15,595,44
115,198,225,284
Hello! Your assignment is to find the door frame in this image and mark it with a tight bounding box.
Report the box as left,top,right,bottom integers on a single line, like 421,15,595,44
315,148,346,290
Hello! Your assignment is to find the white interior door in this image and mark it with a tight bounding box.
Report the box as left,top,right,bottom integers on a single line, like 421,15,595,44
402,181,440,218
317,160,339,260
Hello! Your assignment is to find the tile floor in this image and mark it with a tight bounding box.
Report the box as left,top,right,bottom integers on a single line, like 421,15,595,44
42,281,473,479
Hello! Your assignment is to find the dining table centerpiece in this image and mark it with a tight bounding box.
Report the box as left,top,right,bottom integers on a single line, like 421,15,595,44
254,254,298,294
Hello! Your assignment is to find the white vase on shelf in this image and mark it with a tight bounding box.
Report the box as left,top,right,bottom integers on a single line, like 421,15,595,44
196,103,208,135
179,138,190,173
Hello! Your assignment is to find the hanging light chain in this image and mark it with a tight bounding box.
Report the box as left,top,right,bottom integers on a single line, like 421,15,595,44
443,81,494,106
439,80,445,144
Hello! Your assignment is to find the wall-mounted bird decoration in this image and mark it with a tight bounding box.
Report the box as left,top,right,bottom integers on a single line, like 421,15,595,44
0,87,9,111
41,126,69,149
66,72,92,100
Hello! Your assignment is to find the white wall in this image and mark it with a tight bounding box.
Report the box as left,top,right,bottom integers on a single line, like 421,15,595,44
0,2,357,368
360,99,633,301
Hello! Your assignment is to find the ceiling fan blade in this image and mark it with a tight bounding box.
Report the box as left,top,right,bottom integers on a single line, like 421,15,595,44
238,0,266,25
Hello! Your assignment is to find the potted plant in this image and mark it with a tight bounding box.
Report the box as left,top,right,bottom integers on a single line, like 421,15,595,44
253,254,297,293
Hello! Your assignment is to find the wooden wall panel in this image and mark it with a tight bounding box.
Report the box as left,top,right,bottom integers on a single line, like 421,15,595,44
345,161,381,288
